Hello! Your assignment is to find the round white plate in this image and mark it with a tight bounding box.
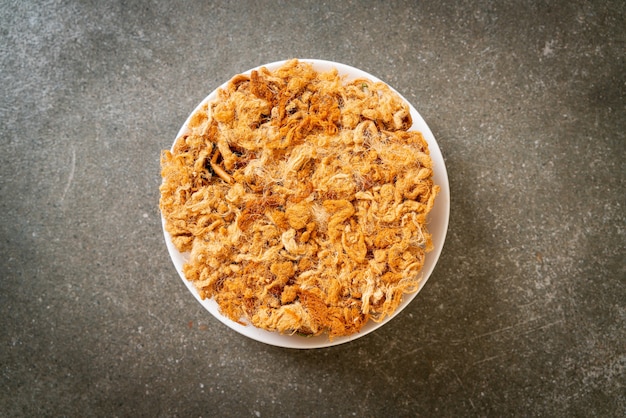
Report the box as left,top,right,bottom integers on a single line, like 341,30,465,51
162,59,450,349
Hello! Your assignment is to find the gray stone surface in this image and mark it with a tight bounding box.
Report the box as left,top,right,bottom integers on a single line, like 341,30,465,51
1,0,624,416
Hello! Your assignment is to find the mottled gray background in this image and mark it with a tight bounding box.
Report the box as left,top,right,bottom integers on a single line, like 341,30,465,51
1,0,624,416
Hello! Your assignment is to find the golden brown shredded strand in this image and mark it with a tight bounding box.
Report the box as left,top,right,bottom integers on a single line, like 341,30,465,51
160,59,439,338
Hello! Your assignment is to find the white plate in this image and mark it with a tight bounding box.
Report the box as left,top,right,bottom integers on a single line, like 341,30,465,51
162,59,450,349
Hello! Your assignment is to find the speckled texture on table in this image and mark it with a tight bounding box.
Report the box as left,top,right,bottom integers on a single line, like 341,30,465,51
1,1,624,416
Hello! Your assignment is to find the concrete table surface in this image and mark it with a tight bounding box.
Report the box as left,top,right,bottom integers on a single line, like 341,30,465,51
1,1,624,416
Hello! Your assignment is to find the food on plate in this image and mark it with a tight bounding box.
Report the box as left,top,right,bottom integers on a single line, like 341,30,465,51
160,59,439,338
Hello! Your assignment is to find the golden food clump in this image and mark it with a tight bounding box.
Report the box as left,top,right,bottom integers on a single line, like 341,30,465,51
160,59,439,338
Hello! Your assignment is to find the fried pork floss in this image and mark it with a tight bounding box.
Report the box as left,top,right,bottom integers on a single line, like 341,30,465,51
160,59,439,338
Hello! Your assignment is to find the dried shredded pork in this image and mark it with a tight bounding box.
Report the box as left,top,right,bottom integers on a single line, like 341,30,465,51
160,59,439,338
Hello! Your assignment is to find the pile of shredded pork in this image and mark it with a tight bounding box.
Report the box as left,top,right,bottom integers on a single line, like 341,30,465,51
160,59,439,338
